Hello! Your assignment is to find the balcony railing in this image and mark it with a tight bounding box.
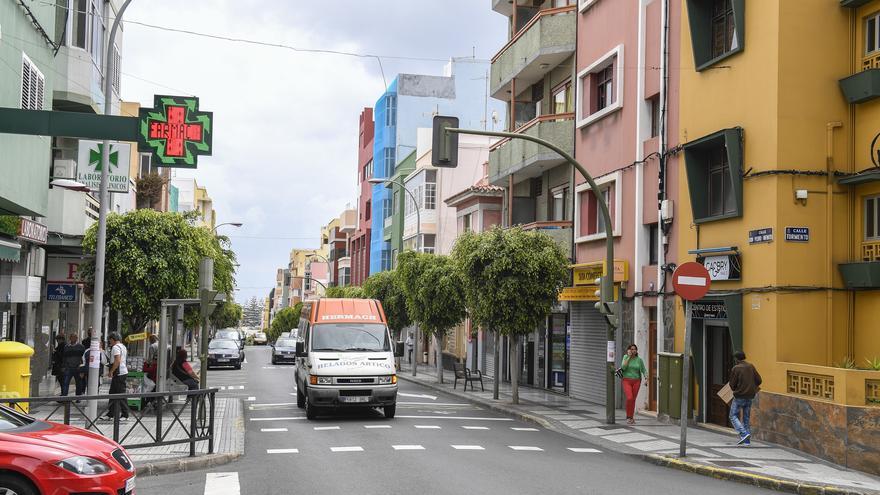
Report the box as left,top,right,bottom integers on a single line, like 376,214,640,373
863,240,880,261
520,220,573,259
488,114,575,184
839,241,880,288
489,6,576,99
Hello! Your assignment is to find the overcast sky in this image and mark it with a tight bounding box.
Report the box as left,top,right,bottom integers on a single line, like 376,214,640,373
120,1,507,305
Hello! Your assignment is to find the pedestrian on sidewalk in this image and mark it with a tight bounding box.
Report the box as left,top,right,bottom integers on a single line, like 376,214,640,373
60,334,85,397
103,333,130,421
729,350,762,446
620,344,648,425
51,334,65,394
405,333,414,364
171,348,199,391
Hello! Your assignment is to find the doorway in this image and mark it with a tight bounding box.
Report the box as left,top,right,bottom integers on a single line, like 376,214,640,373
648,309,657,411
705,325,732,427
547,313,567,391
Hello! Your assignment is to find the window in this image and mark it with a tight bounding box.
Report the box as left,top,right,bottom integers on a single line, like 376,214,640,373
20,54,45,111
382,198,392,219
138,153,152,178
363,159,373,181
685,0,744,71
393,190,400,214
364,200,371,221
551,187,568,221
576,45,624,128
552,80,573,114
338,267,351,287
385,94,397,127
90,0,105,71
383,148,395,175
866,196,880,240
648,223,659,265
682,127,744,223
461,212,474,233
595,188,610,233
73,0,87,49
575,171,622,243
424,183,436,210
422,234,436,254
111,45,121,93
649,95,660,138
867,13,880,55
380,249,392,271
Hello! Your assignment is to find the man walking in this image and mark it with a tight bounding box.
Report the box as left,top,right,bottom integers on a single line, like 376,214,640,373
729,350,762,446
405,333,414,364
60,334,85,397
104,332,130,420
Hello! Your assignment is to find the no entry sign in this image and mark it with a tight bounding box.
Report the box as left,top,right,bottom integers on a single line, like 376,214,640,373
672,262,711,301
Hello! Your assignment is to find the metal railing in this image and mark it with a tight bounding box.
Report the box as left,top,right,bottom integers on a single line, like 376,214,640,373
3,388,218,457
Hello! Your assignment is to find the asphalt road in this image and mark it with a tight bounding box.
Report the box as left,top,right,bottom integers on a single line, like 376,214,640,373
137,346,772,495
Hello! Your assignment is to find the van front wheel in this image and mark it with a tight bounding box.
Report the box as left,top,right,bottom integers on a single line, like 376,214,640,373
296,387,305,408
383,405,396,419
305,388,318,420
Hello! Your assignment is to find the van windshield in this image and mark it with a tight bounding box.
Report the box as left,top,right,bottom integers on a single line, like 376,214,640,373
310,323,390,352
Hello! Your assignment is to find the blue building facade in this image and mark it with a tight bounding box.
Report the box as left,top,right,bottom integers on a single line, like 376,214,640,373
369,59,504,274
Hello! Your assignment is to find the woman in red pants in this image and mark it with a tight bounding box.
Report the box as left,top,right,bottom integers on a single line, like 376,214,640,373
620,344,648,424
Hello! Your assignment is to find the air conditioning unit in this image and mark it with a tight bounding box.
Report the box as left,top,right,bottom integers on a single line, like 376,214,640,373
52,159,76,179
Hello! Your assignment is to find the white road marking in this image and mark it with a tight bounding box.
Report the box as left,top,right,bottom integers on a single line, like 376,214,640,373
451,445,485,450
249,417,305,421
249,402,297,407
509,446,543,451
330,446,363,452
314,426,340,430
511,427,539,431
398,402,468,406
462,426,490,430
204,472,239,495
568,448,601,453
414,425,441,429
392,445,425,450
260,428,288,432
398,392,437,400
266,449,299,454
396,416,513,421
364,425,392,429
246,397,256,401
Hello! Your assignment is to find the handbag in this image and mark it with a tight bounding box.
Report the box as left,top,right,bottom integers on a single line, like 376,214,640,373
614,368,624,378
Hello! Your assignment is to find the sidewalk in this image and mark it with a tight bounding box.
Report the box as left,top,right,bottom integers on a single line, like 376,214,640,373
398,364,880,495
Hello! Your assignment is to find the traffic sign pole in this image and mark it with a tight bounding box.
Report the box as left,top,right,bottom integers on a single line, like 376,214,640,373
680,299,692,457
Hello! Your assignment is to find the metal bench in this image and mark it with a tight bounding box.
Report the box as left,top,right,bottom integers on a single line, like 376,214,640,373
453,362,484,392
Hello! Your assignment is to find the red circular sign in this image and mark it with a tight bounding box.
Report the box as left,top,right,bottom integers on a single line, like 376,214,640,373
672,262,711,301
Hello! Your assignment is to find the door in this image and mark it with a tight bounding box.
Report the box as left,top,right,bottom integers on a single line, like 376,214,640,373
525,340,535,386
569,303,606,403
547,313,568,391
706,325,732,427
648,309,658,411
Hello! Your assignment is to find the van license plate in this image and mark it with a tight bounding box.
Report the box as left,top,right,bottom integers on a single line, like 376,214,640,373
340,396,370,403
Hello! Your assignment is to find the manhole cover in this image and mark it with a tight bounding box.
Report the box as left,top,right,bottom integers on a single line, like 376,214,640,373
710,460,759,468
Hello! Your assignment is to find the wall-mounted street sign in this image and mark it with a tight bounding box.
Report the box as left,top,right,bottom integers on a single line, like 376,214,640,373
702,254,741,281
46,283,77,302
77,140,131,193
138,95,213,168
748,228,773,244
784,227,809,242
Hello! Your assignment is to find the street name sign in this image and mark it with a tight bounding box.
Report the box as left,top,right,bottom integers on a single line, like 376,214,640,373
46,283,76,302
139,95,213,168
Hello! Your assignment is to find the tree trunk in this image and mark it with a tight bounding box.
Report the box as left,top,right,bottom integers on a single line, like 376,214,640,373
436,332,443,384
493,331,500,400
512,335,521,404
412,325,418,377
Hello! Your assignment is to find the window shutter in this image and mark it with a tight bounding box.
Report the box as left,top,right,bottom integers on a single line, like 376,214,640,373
20,58,32,109
35,71,45,110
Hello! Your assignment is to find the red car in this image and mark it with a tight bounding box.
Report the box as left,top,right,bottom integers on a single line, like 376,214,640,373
0,405,136,495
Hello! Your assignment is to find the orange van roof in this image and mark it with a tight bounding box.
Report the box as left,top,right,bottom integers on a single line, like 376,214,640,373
311,298,387,324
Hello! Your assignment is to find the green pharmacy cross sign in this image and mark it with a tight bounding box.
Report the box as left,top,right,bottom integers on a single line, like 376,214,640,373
90,143,119,172
138,95,213,168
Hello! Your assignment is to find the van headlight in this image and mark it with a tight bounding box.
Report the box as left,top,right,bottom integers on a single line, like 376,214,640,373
378,375,396,385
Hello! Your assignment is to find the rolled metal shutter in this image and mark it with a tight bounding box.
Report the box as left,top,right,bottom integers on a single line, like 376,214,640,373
483,331,496,378
569,301,608,405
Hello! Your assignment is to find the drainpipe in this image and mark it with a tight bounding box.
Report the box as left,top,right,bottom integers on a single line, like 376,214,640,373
826,122,842,365
633,0,648,410
657,0,670,357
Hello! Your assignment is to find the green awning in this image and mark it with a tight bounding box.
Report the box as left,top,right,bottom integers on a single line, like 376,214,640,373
0,239,21,263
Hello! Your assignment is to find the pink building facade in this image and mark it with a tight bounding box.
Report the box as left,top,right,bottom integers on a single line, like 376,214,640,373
572,0,681,412
351,108,374,287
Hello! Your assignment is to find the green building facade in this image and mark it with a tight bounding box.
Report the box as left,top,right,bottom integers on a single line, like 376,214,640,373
384,150,416,268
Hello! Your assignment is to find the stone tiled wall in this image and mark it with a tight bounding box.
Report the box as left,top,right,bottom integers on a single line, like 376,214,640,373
752,391,880,476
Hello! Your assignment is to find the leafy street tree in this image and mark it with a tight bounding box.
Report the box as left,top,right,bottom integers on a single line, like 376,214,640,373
397,251,467,384
211,301,243,329
324,286,366,298
268,303,302,341
80,209,236,335
362,270,411,341
452,226,569,402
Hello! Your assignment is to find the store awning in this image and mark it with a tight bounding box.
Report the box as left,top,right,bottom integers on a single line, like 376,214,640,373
0,238,21,263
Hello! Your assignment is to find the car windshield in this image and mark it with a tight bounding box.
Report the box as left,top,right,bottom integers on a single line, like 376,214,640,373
276,339,296,347
210,340,238,349
310,323,390,352
216,331,240,340
0,407,31,431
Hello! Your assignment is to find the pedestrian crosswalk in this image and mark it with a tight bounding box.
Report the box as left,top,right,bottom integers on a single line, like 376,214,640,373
250,423,541,431
263,444,599,454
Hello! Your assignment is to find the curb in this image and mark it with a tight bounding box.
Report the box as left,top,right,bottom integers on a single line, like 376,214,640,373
398,374,877,495
644,455,875,495
136,452,242,477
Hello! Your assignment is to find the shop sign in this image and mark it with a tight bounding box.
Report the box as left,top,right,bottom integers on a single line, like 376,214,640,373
871,130,880,167
77,140,132,193
572,260,629,286
47,257,84,283
784,227,809,242
702,254,741,281
139,95,213,168
748,228,773,244
17,218,48,244
46,283,77,302
558,287,597,301
691,300,727,320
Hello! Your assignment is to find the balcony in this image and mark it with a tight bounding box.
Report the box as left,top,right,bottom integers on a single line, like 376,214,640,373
490,6,576,100
521,221,573,260
838,241,880,288
839,63,880,104
488,115,574,185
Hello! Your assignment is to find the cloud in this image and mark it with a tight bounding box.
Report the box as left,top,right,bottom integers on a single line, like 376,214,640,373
120,1,505,305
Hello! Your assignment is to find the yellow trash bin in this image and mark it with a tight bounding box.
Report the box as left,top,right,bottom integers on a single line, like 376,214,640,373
0,342,34,413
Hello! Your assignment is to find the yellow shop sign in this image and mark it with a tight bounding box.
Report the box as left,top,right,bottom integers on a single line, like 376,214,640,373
571,260,629,286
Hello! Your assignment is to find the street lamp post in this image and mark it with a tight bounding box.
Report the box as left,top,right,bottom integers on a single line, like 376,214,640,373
200,222,242,385
368,177,421,376
87,0,134,423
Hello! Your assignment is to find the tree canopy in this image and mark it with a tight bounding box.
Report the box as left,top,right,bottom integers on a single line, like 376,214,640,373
362,270,410,336
80,209,237,335
211,301,243,329
268,303,302,341
324,286,366,299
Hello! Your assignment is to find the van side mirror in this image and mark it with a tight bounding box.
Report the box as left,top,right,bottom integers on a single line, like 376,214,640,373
394,341,404,358
296,341,307,357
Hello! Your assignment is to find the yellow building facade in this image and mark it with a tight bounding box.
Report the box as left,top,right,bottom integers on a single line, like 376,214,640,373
677,0,879,473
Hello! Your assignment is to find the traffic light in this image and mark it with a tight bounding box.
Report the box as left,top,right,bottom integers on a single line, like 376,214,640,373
431,115,459,168
593,276,620,328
